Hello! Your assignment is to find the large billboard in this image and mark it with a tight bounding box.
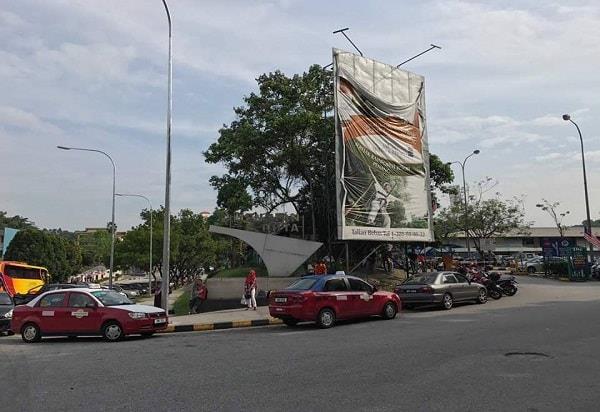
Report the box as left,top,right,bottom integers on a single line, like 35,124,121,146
333,49,434,242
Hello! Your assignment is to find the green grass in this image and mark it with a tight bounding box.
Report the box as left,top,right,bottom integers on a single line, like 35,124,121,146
212,266,268,278
173,288,191,316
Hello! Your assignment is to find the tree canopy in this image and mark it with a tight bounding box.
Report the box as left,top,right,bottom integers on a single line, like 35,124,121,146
0,211,35,231
435,192,530,257
115,208,225,282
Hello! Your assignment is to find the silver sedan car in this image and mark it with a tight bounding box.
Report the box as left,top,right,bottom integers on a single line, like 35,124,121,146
394,272,488,310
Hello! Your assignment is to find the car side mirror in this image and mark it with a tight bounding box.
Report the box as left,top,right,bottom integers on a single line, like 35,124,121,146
371,286,378,294
85,303,97,309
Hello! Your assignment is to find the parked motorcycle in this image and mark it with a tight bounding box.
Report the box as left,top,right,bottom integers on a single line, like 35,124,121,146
496,274,518,296
470,271,503,300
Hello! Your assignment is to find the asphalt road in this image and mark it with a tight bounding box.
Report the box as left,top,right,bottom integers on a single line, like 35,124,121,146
2,277,600,412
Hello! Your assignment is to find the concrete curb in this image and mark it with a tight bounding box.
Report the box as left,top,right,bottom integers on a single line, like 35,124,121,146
159,318,284,334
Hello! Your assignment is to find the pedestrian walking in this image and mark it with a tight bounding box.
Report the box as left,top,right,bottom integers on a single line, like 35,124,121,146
244,270,257,310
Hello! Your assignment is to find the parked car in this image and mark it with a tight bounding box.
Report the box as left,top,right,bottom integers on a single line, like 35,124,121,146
11,288,168,343
108,284,139,299
269,275,400,328
13,283,84,305
395,272,487,310
520,256,566,273
121,283,148,296
0,292,15,335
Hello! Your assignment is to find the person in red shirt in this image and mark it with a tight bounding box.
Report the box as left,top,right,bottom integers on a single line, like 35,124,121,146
244,270,257,310
189,279,208,314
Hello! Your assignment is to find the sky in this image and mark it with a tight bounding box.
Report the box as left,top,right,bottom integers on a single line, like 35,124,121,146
1,0,599,231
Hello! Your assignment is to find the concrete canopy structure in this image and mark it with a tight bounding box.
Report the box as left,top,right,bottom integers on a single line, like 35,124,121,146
209,225,322,277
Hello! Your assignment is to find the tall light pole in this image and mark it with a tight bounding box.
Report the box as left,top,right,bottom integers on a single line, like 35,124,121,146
116,193,153,295
57,145,116,287
160,0,173,311
450,149,480,257
563,114,593,261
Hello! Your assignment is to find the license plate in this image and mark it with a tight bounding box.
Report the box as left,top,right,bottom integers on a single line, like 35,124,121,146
404,290,416,293
154,318,167,324
275,297,287,303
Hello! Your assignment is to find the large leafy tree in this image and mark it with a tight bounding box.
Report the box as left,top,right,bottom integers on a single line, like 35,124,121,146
205,65,333,215
205,65,452,245
4,229,82,282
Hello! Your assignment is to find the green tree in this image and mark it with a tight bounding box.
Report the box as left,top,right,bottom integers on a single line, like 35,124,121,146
79,230,112,267
209,175,253,225
116,208,224,282
435,195,530,258
0,211,35,230
4,229,82,281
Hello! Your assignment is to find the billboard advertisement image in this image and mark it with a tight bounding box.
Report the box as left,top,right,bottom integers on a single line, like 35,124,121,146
333,49,434,242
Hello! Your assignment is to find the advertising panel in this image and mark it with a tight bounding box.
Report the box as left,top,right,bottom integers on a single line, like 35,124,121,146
333,49,434,242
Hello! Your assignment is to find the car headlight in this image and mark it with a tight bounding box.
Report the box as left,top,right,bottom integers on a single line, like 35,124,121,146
4,309,13,319
128,312,147,319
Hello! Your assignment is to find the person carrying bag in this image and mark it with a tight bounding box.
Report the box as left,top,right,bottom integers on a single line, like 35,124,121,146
243,270,258,310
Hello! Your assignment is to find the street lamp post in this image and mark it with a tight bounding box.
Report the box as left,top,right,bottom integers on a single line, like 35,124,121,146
450,149,480,257
116,194,153,295
57,145,116,288
563,114,593,261
160,0,173,311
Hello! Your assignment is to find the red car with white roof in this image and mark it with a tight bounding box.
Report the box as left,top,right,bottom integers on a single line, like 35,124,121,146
10,288,168,343
269,275,401,328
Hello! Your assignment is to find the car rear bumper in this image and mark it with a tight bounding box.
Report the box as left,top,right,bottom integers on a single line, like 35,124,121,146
269,304,312,321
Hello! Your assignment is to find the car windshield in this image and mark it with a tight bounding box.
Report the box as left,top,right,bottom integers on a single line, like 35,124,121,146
91,290,133,306
285,278,317,290
0,293,12,305
403,274,438,285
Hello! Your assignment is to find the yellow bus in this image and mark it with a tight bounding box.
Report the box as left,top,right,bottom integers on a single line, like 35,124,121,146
0,261,49,297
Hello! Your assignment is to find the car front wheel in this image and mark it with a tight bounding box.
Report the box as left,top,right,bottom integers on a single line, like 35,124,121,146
21,323,41,343
317,308,335,329
442,293,453,310
102,321,123,342
382,302,397,319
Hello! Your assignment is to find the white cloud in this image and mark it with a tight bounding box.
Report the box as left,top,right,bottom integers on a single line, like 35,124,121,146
3,0,600,230
0,106,63,135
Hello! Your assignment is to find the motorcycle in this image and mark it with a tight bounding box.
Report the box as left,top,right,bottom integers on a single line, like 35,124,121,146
470,271,503,300
496,275,518,296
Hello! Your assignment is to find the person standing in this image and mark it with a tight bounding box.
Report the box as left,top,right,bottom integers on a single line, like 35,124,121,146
244,270,257,310
189,279,208,314
153,282,162,308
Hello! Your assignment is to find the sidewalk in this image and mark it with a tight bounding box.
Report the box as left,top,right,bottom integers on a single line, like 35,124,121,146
161,306,282,333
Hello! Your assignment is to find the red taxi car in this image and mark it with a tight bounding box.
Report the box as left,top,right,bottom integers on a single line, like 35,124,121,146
10,288,168,343
269,275,401,328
